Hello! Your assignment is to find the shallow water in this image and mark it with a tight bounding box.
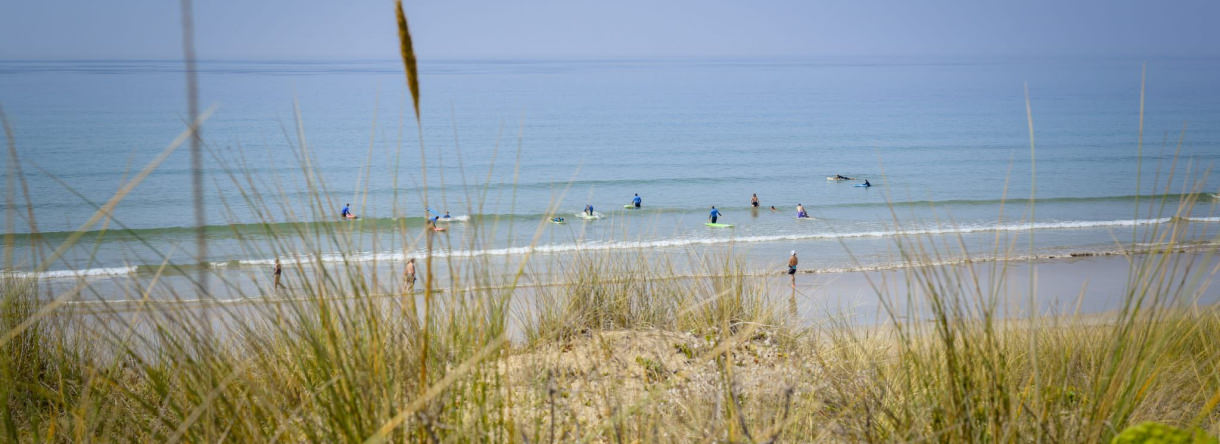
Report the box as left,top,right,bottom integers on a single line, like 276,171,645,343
2,56,1220,281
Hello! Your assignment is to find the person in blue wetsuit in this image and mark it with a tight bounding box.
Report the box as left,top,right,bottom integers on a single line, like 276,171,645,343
442,211,451,219
341,203,354,219
709,206,722,223
632,194,642,208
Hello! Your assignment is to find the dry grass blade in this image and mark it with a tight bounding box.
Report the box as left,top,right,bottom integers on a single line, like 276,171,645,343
395,0,421,123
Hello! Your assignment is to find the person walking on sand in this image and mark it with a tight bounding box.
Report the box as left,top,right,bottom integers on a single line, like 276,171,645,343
788,251,798,288
709,206,722,224
273,258,284,289
403,258,417,293
751,193,759,208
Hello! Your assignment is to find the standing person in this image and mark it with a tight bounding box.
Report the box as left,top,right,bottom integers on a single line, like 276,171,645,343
796,203,809,218
632,193,642,208
273,258,284,289
751,194,759,208
788,251,798,288
709,206,722,224
584,204,595,216
403,258,417,293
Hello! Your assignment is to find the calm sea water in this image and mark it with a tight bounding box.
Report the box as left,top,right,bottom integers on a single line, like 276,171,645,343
3,56,1220,286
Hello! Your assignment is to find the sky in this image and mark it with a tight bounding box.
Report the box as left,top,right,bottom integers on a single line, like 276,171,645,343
0,0,1217,60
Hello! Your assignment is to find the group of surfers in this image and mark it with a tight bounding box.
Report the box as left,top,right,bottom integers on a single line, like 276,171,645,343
340,203,453,231
550,190,849,225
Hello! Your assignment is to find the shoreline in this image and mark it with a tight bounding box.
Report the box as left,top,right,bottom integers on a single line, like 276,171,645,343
53,247,1220,328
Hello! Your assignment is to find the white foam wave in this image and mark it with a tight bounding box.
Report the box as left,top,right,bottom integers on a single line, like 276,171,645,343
572,211,605,220
234,216,1206,267
4,266,138,279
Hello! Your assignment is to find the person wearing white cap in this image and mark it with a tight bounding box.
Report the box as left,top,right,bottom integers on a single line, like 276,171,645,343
787,250,799,288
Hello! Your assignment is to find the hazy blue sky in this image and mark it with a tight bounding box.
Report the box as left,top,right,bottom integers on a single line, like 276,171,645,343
1,0,1217,60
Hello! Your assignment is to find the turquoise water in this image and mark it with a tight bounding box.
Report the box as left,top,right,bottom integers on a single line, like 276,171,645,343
3,56,1220,284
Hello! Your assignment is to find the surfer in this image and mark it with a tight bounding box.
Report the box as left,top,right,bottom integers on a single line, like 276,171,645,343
552,216,565,223
584,204,595,216
709,206,722,224
796,203,809,218
443,211,451,219
632,194,642,208
863,179,871,187
751,193,759,208
426,216,439,230
341,203,354,219
403,258,416,293
788,251,798,288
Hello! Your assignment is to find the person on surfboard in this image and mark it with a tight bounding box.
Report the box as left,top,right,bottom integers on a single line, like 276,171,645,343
862,179,871,187
632,194,642,208
341,203,355,219
709,206,722,224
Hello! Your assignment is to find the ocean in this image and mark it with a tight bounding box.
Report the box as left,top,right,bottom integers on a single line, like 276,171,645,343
2,56,1220,297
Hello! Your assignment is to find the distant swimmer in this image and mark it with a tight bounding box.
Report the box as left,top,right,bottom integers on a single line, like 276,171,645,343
751,193,759,208
796,203,809,218
788,250,798,288
709,206,722,224
836,174,853,180
770,206,778,213
341,203,356,219
632,193,642,208
551,216,565,223
442,211,452,219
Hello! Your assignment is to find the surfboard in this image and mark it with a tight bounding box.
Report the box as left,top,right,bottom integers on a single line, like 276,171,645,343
796,216,815,221
705,222,734,228
576,212,602,220
432,227,447,232
854,184,871,188
624,204,638,209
